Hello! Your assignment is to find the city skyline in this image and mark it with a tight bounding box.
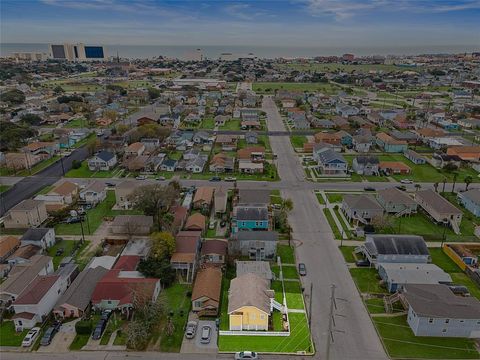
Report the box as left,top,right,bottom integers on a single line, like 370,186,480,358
1,0,480,51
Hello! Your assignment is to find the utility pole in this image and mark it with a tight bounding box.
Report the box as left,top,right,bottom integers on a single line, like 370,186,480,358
60,155,66,176
326,284,336,360
79,218,85,243
308,282,313,328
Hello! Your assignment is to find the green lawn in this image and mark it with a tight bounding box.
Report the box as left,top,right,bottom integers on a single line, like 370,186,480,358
218,312,313,353
349,268,388,294
429,248,462,273
339,246,357,263
373,315,480,359
277,245,295,264
219,119,241,131
0,184,10,193
271,265,299,280
65,161,117,178
55,191,139,235
323,208,342,240
284,281,304,310
450,273,480,300
326,193,343,203
17,156,60,176
0,321,29,346
69,334,90,350
290,135,307,149
315,192,325,205
65,118,88,128
199,117,215,129
365,298,386,314
100,313,124,345
156,284,191,352
36,185,54,195
253,81,341,94
46,239,82,269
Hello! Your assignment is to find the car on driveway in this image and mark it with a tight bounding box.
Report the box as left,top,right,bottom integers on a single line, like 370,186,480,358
185,321,198,339
55,248,64,256
200,325,212,344
400,179,413,184
40,323,61,346
22,327,41,347
298,263,307,276
105,182,116,187
235,351,259,360
92,318,108,340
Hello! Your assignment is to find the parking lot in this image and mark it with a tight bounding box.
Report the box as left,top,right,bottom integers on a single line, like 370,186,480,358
180,319,218,354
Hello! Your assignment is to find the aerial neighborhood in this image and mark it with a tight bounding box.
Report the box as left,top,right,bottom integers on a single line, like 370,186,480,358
0,48,480,360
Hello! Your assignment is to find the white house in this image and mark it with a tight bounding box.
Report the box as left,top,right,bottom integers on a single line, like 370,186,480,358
88,151,117,171
20,228,56,250
79,181,107,206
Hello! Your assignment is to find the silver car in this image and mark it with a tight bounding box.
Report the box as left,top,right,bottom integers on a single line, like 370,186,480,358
200,325,211,344
235,351,259,360
185,321,197,339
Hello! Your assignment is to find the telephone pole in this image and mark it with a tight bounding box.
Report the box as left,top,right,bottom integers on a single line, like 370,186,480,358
326,284,336,360
308,282,313,327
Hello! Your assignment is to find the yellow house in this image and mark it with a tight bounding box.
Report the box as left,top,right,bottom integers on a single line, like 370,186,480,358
228,273,274,331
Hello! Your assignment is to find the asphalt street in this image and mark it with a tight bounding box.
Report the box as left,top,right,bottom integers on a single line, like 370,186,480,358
263,95,388,360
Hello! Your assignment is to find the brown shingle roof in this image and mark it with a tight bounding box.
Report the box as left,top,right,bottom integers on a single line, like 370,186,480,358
191,267,222,302
185,213,206,231
416,189,462,215
228,273,272,314
50,181,77,196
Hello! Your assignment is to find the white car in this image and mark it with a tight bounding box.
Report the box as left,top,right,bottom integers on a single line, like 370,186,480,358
135,175,147,180
235,351,259,360
400,179,413,184
22,327,41,347
224,177,237,182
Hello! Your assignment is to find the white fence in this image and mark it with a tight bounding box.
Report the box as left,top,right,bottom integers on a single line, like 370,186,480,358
219,330,290,337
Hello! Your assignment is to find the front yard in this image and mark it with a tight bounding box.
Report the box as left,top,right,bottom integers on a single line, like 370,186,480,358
46,239,89,269
0,321,29,347
65,161,119,178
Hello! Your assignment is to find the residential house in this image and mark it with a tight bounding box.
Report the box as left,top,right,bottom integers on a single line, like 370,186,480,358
6,245,41,267
20,228,55,250
378,263,451,293
404,149,426,165
4,200,48,229
193,187,214,211
185,155,207,173
79,181,106,206
428,137,464,150
184,213,206,233
214,187,228,215
458,189,480,217
238,160,264,174
140,138,160,153
313,145,348,175
191,267,222,316
357,234,430,267
431,153,462,169
53,266,108,318
232,205,270,233
210,153,235,173
314,132,341,146
416,128,446,142
160,159,177,172
125,142,145,157
0,236,20,263
379,161,411,175
192,131,212,145
22,142,59,158
115,180,135,209
403,284,480,338
352,135,373,153
241,120,262,130
237,146,265,163
201,239,228,265
245,131,258,144
446,146,480,162
216,135,238,151
376,188,418,215
352,156,379,176
230,231,278,261
415,189,463,234
336,104,359,117
391,130,418,144
170,231,202,283
332,116,350,130
214,115,229,127
91,269,160,312
341,194,384,224
376,132,408,153
237,189,271,207
228,273,275,331
110,215,153,236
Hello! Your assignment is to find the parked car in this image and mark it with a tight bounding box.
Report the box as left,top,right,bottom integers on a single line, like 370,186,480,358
92,319,107,340
209,176,221,182
225,177,237,182
40,324,60,346
65,216,81,224
209,220,216,230
363,186,375,192
100,310,112,321
155,176,166,181
400,179,413,184
235,351,259,360
22,327,41,347
185,321,198,339
220,220,227,227
135,175,147,180
298,263,307,276
396,185,407,191
105,182,116,187
200,325,212,344
355,259,370,267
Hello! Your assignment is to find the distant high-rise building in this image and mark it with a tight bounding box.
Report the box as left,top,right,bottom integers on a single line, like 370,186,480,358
49,43,107,61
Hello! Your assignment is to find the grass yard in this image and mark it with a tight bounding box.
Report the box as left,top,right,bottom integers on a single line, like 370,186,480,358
373,315,479,359
339,246,357,263
326,193,343,203
315,192,325,205
219,119,241,131
199,117,215,129
349,268,388,294
366,298,387,314
65,161,117,178
17,156,60,176
323,208,342,240
429,248,462,273
271,265,299,280
0,184,10,193
253,81,341,95
47,239,82,269
284,281,305,310
218,312,313,354
450,273,480,300
65,118,88,128
69,334,90,350
0,321,29,346
290,135,307,149
100,313,124,345
277,245,295,264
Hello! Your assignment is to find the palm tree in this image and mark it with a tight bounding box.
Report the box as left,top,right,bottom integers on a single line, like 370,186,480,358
451,173,458,194
414,184,421,192
464,176,473,191
433,182,439,193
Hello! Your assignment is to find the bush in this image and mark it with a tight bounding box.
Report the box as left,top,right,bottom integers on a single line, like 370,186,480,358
75,320,93,335
72,160,82,169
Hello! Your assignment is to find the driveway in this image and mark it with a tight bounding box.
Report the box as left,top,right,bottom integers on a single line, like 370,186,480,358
180,319,218,354
37,319,78,353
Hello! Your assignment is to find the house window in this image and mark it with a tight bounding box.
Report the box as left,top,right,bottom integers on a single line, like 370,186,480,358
107,300,112,304
445,319,449,324
428,318,434,323
442,329,447,333
260,314,265,320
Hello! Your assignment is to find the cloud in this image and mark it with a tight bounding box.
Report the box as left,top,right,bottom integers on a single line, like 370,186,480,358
224,3,272,21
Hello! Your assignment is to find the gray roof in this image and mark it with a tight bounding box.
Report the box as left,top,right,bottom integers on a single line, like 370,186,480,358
95,151,115,162
54,266,108,312
343,194,383,211
416,189,462,215
366,235,429,256
236,260,273,280
10,199,44,212
378,263,452,285
377,188,417,206
355,155,379,165
238,189,270,205
82,181,105,194
460,189,480,205
228,272,272,314
235,206,269,221
236,231,278,242
21,228,51,242
403,284,480,319
314,147,346,165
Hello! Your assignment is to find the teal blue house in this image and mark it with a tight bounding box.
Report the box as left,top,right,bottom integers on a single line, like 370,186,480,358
232,206,270,233
376,132,408,153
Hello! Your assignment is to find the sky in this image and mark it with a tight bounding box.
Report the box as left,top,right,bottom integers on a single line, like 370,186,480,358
1,0,480,50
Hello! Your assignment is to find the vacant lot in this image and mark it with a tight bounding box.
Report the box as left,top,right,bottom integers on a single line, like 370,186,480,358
350,268,388,294
253,82,341,94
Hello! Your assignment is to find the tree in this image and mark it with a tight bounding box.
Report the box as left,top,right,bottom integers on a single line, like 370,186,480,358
72,160,82,169
433,182,439,193
451,172,458,194
150,231,175,260
138,257,176,287
371,214,394,232
414,183,421,192
0,89,25,105
148,87,161,100
464,176,473,191
103,109,118,122
53,85,64,94
21,113,43,126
